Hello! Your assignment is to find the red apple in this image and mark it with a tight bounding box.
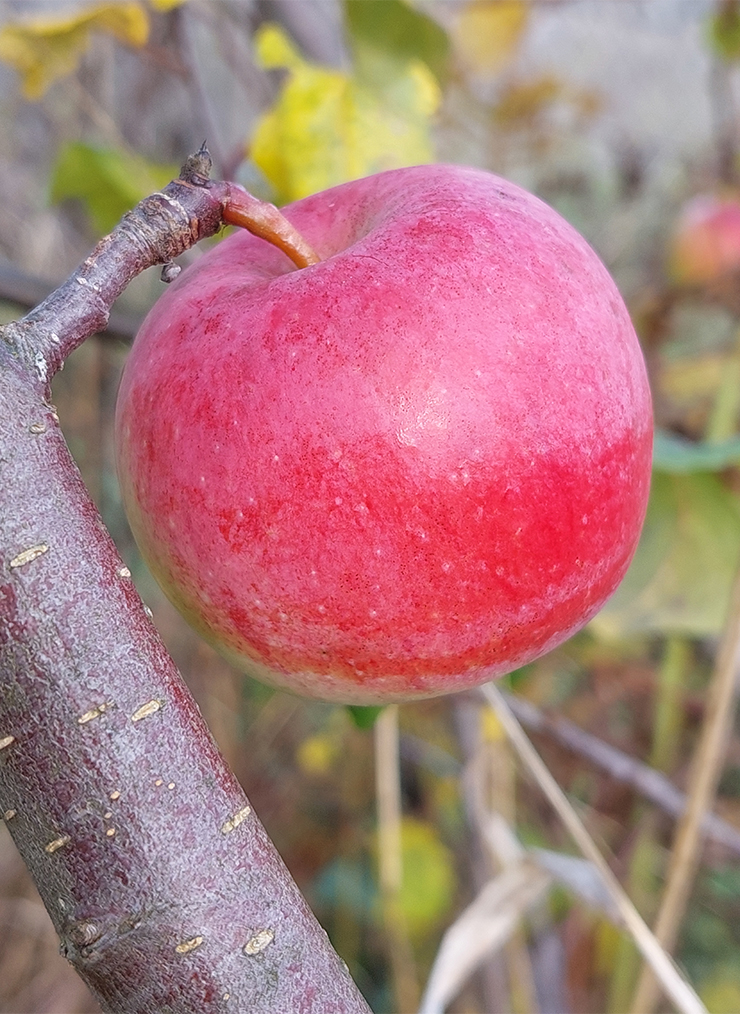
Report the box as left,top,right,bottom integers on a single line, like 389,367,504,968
669,193,740,287
115,165,652,704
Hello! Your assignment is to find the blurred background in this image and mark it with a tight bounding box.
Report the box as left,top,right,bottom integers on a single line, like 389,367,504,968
1,1,740,1012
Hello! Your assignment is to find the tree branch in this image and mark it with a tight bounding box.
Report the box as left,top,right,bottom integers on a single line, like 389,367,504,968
0,261,143,341
0,149,371,1013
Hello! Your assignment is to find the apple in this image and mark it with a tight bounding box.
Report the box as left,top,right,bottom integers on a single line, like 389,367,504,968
669,193,740,287
115,164,652,704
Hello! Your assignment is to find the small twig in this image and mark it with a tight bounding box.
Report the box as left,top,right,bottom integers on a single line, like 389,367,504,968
453,698,516,1014
69,75,131,153
376,706,403,897
630,561,740,1014
0,261,142,341
502,692,740,856
2,147,318,387
480,684,707,1014
2,146,226,384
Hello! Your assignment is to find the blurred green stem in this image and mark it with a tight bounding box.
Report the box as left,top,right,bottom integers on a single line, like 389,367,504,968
705,328,740,443
375,705,419,1013
650,638,691,773
608,638,690,1011
607,813,662,1014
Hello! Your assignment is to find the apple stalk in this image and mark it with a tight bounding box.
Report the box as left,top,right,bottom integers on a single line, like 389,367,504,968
0,148,369,1013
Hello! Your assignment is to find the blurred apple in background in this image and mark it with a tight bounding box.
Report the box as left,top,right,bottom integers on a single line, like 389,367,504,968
669,192,740,288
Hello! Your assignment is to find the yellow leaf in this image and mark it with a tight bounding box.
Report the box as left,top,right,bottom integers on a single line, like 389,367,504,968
700,969,740,1014
150,0,187,10
481,706,505,743
251,24,439,204
594,918,623,976
0,3,149,100
296,732,338,776
398,817,455,939
255,21,304,72
454,0,528,77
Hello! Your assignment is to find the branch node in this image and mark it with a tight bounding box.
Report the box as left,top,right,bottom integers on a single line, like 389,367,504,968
69,922,103,947
161,261,181,283
179,143,213,187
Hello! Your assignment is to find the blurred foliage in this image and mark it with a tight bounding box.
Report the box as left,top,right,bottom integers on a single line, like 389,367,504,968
251,21,439,203
394,816,456,940
652,429,740,472
594,472,740,638
50,142,178,235
0,3,149,99
452,0,528,77
347,704,384,729
345,0,450,84
708,0,740,62
1,1,740,1012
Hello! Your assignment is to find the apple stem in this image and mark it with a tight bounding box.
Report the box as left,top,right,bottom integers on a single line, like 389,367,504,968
222,183,321,269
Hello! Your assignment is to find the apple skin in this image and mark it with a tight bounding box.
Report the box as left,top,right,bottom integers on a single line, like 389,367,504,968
115,164,652,704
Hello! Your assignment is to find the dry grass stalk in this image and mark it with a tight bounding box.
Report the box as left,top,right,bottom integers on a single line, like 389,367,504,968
480,683,707,1014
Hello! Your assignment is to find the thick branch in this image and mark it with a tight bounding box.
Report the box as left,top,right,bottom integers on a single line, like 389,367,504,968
0,152,370,1013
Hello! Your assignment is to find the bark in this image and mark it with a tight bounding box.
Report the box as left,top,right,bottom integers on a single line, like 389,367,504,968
0,150,371,1013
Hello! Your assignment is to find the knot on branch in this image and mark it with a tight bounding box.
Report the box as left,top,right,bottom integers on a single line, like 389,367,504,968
179,142,213,187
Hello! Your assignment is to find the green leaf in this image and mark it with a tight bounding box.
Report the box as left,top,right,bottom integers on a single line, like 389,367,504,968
707,866,740,901
251,23,439,204
346,704,383,729
708,1,740,62
699,967,740,1014
344,0,450,84
312,856,377,915
50,142,178,235
653,429,740,473
591,472,740,638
